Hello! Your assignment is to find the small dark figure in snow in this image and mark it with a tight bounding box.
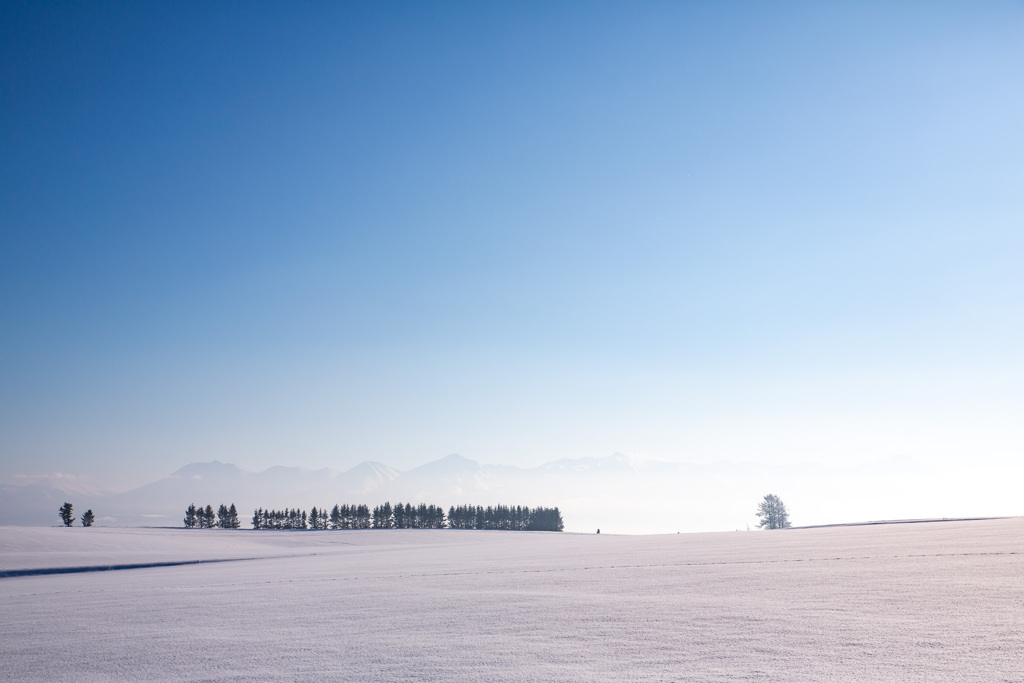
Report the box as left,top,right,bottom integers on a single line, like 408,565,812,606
596,529,600,534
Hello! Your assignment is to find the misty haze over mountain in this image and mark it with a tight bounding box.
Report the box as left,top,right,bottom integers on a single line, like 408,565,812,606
3,453,1006,534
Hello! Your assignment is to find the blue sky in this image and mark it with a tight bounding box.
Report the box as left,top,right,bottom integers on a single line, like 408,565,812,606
2,2,1023,492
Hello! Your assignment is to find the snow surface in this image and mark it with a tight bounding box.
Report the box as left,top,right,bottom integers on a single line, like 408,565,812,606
2,518,1023,681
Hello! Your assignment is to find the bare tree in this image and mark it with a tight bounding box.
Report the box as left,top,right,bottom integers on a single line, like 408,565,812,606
756,494,791,530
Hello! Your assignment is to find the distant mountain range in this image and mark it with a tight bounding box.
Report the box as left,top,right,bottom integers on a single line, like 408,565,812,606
0,453,934,533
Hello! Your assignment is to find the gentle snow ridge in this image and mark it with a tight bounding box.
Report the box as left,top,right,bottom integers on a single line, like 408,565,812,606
2,518,1023,681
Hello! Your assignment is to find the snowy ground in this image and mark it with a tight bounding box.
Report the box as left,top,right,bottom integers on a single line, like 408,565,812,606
2,518,1023,681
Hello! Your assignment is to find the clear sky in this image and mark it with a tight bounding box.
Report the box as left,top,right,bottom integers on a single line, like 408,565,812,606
2,2,1023,493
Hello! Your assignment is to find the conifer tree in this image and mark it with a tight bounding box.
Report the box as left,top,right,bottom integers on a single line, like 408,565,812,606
59,502,74,527
228,503,240,529
81,509,95,527
373,502,393,528
184,504,198,528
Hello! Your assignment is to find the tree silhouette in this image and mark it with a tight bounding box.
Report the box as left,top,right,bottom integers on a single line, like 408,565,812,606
184,504,198,528
310,506,327,530
756,494,791,530
373,502,393,528
81,509,95,527
59,502,74,527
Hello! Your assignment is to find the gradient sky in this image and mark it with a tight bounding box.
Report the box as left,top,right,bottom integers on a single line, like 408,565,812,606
2,2,1023,493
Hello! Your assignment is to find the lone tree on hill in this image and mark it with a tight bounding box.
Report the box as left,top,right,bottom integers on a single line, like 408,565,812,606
756,494,791,530
81,509,95,527
59,502,75,527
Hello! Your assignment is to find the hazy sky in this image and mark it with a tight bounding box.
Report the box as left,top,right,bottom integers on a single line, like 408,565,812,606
2,2,1023,492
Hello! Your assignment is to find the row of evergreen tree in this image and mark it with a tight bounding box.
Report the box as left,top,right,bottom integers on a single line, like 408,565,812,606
369,503,448,529
189,502,563,532
250,507,335,530
183,503,240,528
447,504,563,531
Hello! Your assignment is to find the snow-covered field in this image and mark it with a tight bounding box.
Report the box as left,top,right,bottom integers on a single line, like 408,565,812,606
2,518,1023,681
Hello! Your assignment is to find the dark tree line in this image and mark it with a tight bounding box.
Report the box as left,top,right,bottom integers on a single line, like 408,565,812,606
370,502,447,529
183,503,240,529
446,504,564,531
187,502,564,531
238,502,563,532
329,504,373,529
249,508,315,530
